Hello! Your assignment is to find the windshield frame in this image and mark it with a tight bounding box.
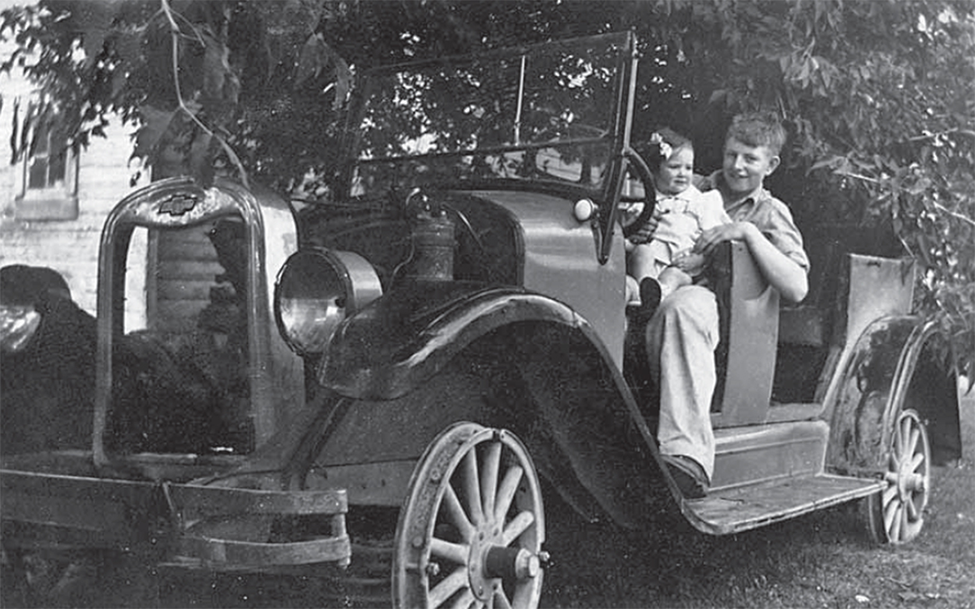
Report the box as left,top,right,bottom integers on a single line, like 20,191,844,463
338,31,638,210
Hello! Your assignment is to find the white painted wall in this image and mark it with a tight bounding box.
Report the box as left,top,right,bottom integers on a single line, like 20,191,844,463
0,0,148,314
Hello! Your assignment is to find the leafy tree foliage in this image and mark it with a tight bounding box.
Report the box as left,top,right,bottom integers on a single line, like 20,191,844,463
2,0,972,379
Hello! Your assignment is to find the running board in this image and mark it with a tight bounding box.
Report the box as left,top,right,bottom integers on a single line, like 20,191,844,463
681,474,883,536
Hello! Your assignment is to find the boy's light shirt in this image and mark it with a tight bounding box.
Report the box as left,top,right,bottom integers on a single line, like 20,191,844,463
702,170,810,272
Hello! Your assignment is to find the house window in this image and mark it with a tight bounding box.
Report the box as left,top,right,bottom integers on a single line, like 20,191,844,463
15,114,79,221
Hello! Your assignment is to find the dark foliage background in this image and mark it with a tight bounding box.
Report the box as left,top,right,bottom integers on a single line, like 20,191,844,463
2,0,973,379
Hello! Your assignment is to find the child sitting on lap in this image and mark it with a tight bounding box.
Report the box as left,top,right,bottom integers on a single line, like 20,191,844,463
624,128,730,316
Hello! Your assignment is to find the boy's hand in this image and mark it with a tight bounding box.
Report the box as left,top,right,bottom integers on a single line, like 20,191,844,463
695,220,809,303
693,221,758,254
671,250,707,276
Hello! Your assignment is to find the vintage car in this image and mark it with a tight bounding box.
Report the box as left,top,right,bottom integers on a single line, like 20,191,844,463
1,31,962,608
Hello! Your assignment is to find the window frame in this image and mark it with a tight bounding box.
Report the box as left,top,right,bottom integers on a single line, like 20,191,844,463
14,113,79,221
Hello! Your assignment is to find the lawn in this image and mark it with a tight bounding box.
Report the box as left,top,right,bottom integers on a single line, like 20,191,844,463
155,390,975,609
8,393,969,608
543,387,975,609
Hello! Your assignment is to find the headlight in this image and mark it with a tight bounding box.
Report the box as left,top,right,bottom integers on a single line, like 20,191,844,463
274,249,382,355
0,305,41,354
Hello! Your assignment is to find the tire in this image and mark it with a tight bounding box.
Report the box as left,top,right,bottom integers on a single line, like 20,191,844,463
859,409,931,544
392,422,546,608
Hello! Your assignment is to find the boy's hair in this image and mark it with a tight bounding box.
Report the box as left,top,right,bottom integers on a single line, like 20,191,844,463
647,127,693,168
726,112,786,156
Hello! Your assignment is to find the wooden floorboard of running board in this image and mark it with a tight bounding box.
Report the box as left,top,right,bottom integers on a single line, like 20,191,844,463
687,474,883,535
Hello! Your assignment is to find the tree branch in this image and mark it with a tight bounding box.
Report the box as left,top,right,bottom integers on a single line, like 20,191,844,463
931,200,975,228
158,0,247,187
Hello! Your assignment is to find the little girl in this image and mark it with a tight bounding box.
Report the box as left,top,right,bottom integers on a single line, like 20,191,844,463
624,128,730,315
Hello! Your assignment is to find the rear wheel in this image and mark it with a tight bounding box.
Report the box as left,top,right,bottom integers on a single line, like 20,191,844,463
860,409,931,544
393,422,545,609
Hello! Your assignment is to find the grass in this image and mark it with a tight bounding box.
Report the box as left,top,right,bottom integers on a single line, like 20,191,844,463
543,389,975,609
7,398,970,608
156,392,975,608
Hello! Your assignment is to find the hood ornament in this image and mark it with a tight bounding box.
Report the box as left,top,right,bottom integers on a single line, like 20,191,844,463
158,192,200,216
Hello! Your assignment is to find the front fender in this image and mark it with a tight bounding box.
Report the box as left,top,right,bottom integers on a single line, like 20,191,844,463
304,281,680,528
318,280,592,400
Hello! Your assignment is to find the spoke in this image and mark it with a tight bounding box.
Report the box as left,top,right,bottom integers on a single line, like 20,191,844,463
910,451,926,473
444,483,476,541
501,510,535,546
429,567,469,609
883,496,899,533
511,580,535,608
884,471,899,485
905,496,919,521
430,537,469,566
495,465,524,522
447,587,476,609
464,449,485,526
888,452,901,471
889,502,904,542
882,483,898,507
907,426,920,458
494,588,513,609
481,442,501,521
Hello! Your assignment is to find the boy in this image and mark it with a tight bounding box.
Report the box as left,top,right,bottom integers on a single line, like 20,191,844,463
645,112,809,498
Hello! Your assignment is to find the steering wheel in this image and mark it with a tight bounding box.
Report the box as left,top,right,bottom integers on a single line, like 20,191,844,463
619,154,657,239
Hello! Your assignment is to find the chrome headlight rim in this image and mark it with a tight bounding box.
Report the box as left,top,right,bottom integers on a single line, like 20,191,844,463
274,248,382,356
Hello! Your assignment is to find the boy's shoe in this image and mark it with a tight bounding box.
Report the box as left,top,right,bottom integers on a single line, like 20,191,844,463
662,455,709,499
637,277,662,321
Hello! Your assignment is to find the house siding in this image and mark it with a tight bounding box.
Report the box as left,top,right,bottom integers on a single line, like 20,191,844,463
0,40,147,315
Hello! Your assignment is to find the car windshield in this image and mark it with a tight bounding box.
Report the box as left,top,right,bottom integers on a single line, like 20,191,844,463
347,32,632,200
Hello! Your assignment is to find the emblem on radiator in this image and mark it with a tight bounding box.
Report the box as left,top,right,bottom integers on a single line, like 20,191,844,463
157,192,200,216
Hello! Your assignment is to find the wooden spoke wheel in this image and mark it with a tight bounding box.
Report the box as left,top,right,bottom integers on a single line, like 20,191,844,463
861,409,931,544
393,422,545,609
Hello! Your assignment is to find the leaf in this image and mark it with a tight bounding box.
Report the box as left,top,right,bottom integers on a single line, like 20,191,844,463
295,32,351,110
246,0,329,80
200,30,239,107
295,32,327,86
331,52,351,110
809,154,844,173
48,0,121,68
186,130,213,185
134,104,177,160
8,97,18,164
215,133,248,189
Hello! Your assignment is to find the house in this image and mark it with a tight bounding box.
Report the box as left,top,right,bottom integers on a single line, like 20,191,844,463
0,2,147,315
